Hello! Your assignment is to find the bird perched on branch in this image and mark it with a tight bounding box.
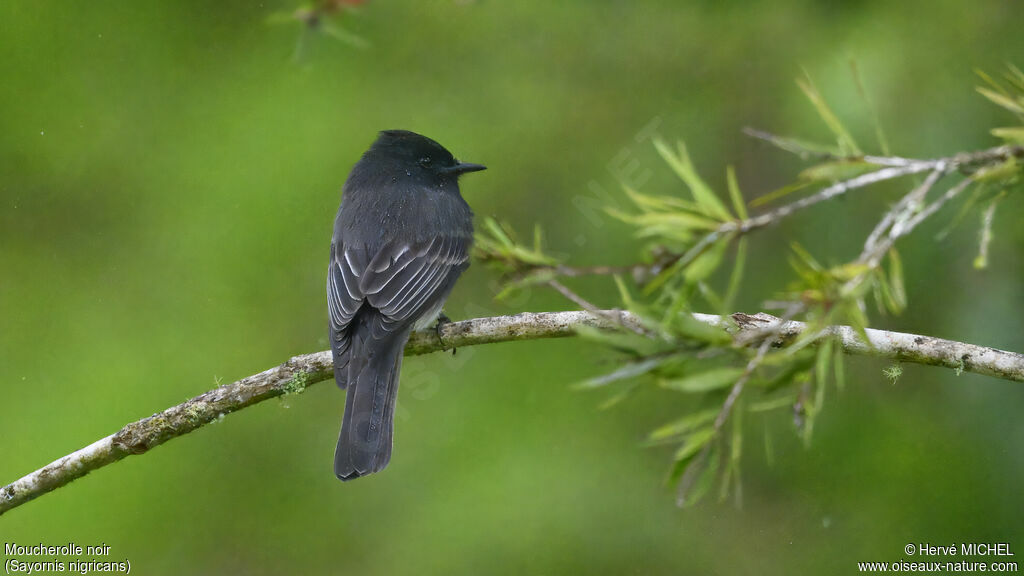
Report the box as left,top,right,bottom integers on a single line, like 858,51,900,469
327,130,485,480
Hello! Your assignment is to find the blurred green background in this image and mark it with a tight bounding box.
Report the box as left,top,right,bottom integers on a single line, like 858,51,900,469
2,1,1023,573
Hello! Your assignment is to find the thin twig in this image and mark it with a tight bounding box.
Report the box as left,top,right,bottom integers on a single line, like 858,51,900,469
547,279,650,336
741,162,938,233
741,127,838,161
901,178,975,235
552,264,645,278
861,165,949,260
855,177,974,279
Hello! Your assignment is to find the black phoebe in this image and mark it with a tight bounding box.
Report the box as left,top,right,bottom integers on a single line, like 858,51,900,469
328,130,485,481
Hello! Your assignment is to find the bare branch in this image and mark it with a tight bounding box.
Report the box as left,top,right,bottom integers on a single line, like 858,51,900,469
3,310,1022,516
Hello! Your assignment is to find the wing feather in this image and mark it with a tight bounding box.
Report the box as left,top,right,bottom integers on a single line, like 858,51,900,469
360,241,425,295
328,244,367,334
387,238,456,319
329,236,469,340
366,236,469,324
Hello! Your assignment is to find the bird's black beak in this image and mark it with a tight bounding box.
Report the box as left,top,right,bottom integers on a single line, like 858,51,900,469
449,162,487,175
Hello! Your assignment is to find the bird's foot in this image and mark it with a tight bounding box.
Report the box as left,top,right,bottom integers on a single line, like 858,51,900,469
435,313,456,355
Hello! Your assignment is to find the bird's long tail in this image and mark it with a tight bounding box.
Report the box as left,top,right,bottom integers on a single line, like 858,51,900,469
334,313,408,481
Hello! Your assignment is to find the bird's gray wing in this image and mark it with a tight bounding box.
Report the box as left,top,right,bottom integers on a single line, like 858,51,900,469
327,242,373,388
329,236,469,376
359,235,471,337
328,242,369,336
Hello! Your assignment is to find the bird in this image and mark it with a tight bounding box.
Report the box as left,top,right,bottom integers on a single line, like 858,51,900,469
327,130,485,481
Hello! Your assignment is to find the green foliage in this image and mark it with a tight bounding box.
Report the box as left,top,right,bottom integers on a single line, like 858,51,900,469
476,217,559,269
991,127,1024,143
718,402,743,505
573,325,666,358
850,59,892,155
608,202,719,244
871,249,906,315
721,238,747,314
473,217,561,299
653,139,735,221
973,191,1005,269
647,408,720,444
574,357,667,390
668,427,716,482
748,179,814,208
684,237,731,284
977,65,1024,141
883,364,903,384
798,159,875,183
725,166,748,220
796,72,862,156
976,87,1024,117
283,370,311,396
607,152,741,258
475,64,1023,509
661,367,745,393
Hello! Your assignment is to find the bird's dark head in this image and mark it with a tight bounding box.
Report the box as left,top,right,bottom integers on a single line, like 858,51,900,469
365,130,486,183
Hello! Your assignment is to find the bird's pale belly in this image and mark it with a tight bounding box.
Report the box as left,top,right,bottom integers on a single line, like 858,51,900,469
412,297,446,331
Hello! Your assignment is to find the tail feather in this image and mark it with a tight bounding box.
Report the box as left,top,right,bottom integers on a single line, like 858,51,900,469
330,334,351,389
334,312,408,481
